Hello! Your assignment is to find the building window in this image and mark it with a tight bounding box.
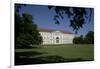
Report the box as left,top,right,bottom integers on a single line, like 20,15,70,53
56,37,59,43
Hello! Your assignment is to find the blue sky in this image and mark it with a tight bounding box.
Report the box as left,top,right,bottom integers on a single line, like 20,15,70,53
18,4,94,36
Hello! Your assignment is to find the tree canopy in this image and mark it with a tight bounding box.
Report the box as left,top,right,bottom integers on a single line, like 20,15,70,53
73,31,94,44
15,4,42,48
48,6,93,33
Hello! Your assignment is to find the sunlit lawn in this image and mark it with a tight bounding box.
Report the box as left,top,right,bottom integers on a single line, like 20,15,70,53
15,44,94,65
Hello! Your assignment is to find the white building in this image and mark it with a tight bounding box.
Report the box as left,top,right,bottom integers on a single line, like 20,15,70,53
38,28,75,45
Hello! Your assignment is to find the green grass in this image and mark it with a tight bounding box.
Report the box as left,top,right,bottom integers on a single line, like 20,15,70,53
15,44,94,65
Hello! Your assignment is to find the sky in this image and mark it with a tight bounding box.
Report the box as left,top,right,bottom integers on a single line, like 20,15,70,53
18,4,94,36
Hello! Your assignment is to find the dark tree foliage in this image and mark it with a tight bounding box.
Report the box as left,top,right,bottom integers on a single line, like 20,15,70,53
48,6,93,33
73,31,94,44
84,31,94,44
73,35,84,44
15,4,42,48
15,4,26,13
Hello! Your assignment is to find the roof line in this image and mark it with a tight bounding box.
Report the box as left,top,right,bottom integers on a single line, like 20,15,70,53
38,28,74,34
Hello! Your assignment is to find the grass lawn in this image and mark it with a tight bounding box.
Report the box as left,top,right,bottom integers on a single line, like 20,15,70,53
15,44,94,65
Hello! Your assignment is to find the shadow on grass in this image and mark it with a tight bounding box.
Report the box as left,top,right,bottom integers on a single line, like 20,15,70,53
15,46,41,49
15,51,44,65
15,51,93,65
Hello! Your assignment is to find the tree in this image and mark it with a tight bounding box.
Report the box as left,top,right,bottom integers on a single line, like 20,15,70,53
48,6,93,33
73,31,94,44
15,4,43,48
73,35,84,44
84,31,94,44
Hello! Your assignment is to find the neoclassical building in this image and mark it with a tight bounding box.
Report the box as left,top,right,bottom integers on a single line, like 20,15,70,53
38,28,75,45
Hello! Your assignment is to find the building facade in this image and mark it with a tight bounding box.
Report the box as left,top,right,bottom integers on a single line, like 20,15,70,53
39,28,75,45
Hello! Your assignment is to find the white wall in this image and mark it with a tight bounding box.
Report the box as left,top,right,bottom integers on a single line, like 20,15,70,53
39,31,75,44
62,34,75,44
